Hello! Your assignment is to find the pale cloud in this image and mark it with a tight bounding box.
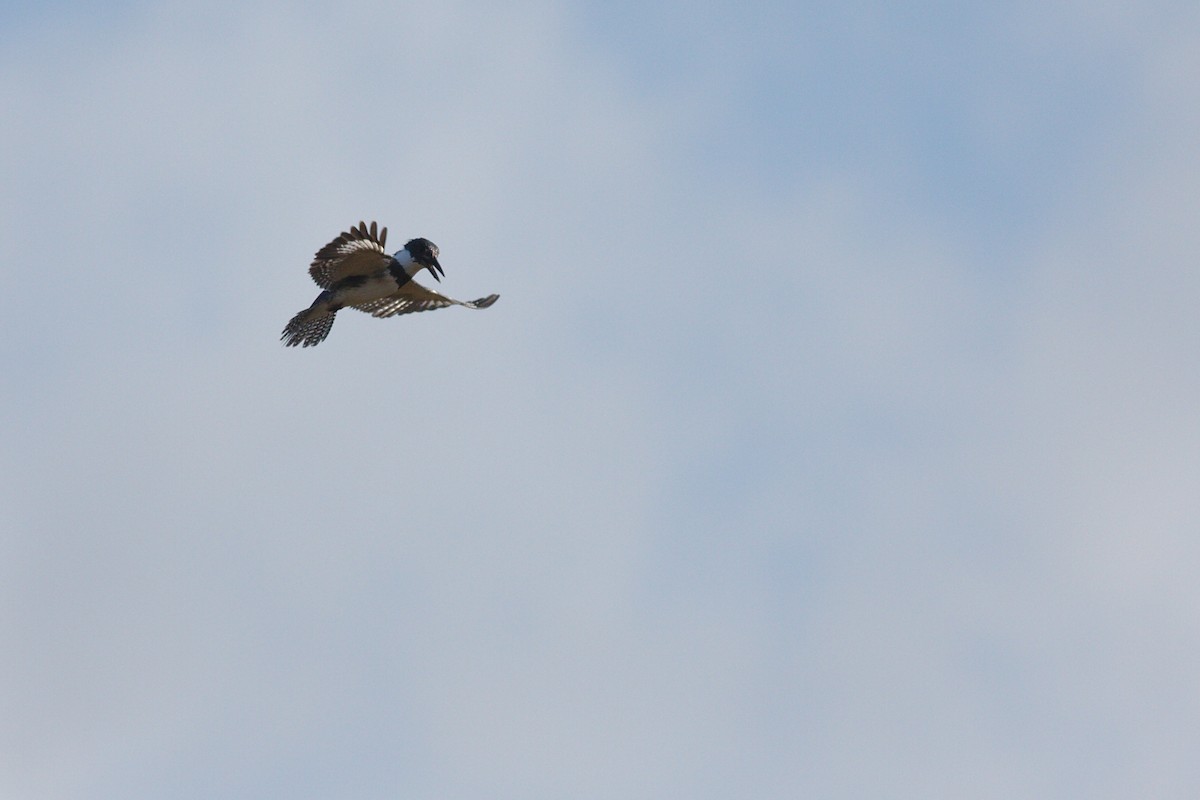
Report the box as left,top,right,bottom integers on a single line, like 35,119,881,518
2,2,1199,799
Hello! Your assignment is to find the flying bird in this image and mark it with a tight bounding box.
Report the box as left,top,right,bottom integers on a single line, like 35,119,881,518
282,221,499,347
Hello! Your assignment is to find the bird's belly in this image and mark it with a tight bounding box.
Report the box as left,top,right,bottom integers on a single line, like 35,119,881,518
333,275,397,306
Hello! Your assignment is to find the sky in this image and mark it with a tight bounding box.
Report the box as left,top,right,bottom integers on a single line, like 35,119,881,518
2,1,1200,797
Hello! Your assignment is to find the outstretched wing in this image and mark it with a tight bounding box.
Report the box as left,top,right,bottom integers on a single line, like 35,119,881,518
352,281,500,318
309,221,391,288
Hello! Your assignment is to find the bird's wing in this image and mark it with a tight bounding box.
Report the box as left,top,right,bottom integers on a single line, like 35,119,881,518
352,280,500,318
308,221,391,288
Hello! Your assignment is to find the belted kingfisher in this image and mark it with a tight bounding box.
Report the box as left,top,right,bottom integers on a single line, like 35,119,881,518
282,221,500,347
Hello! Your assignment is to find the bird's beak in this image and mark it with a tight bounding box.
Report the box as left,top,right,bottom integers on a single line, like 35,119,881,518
430,258,444,282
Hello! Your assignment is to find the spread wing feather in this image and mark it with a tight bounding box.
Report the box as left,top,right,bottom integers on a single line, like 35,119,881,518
352,281,500,318
308,220,391,288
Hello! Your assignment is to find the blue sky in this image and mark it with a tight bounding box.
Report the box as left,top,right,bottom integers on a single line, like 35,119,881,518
3,2,1200,798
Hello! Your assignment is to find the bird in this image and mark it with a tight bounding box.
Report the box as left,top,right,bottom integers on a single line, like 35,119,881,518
282,221,499,347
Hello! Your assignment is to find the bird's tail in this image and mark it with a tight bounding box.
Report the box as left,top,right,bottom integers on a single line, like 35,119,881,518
281,306,336,347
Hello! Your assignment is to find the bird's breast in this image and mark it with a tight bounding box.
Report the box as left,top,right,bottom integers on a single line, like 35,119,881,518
329,273,400,306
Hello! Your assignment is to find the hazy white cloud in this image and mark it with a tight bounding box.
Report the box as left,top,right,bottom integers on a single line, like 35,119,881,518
2,2,1200,799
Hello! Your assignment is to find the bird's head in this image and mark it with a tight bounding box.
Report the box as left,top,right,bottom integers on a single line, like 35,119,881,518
404,237,443,282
